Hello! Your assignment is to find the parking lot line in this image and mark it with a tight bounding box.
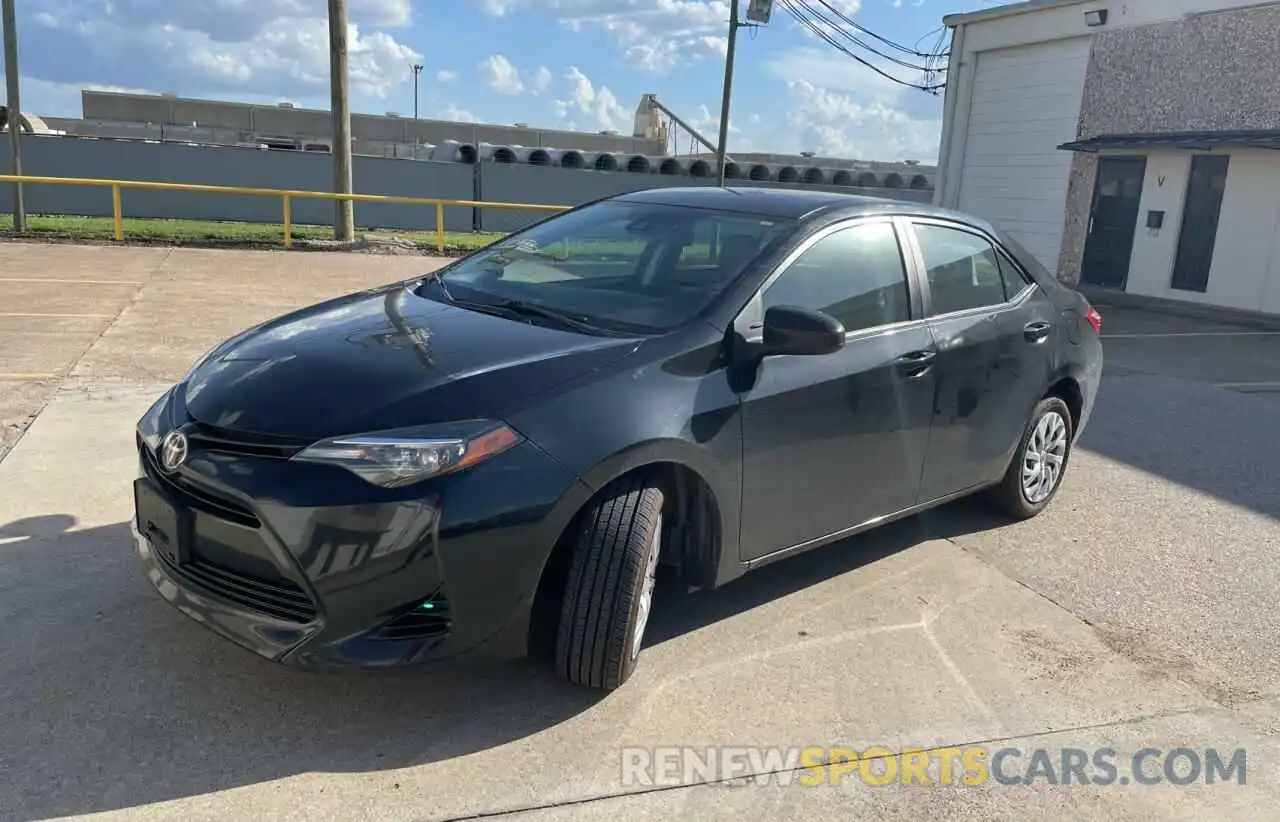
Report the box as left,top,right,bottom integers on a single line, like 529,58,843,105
1102,331,1280,338
1214,380,1280,390
0,278,145,285
0,373,59,381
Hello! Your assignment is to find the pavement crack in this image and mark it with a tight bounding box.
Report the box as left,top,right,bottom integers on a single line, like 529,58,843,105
940,536,1257,714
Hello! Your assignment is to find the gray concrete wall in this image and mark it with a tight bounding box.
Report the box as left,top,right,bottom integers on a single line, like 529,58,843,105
0,136,476,232
2,135,932,237
1056,3,1280,281
478,165,933,232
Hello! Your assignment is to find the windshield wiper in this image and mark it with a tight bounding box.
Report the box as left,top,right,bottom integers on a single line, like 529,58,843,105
454,296,604,335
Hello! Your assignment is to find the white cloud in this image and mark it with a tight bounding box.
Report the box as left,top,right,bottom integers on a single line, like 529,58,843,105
436,69,458,83
622,34,725,72
476,0,516,14
18,0,421,102
752,47,942,162
530,65,553,95
556,67,631,132
437,103,479,123
472,0,732,73
765,46,930,99
788,0,865,42
479,54,524,95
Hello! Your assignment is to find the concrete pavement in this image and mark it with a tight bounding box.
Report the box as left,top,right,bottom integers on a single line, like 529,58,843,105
0,241,1277,821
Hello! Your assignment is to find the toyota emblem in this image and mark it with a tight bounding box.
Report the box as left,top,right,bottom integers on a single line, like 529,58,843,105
160,430,189,472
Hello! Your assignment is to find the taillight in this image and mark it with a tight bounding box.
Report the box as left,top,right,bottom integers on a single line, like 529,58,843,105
1085,306,1102,334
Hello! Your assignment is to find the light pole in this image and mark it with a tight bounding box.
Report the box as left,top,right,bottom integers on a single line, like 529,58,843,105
327,0,355,241
713,0,741,187
2,0,25,231
715,1,772,187
411,63,423,120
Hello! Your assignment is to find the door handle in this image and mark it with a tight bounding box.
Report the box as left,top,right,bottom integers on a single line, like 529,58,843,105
1024,321,1052,342
895,350,935,377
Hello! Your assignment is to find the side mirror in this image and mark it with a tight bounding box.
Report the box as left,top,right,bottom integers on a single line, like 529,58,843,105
761,305,845,357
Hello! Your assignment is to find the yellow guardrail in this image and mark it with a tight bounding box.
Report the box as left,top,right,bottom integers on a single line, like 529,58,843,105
0,174,569,252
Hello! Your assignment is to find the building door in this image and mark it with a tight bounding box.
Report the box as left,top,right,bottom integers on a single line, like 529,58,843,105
1080,157,1147,289
1170,154,1230,293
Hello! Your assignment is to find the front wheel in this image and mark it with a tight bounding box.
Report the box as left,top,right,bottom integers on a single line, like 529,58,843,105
986,396,1074,520
554,475,665,691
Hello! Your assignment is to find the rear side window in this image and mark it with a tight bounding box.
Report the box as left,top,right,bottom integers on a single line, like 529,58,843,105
996,252,1032,298
763,220,911,332
913,224,1008,315
995,230,1053,285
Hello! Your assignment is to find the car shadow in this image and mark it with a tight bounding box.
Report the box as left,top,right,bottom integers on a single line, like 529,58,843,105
643,499,998,645
0,498,1000,819
1073,371,1280,520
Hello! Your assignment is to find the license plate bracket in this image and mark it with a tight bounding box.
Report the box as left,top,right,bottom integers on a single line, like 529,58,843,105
134,477,193,566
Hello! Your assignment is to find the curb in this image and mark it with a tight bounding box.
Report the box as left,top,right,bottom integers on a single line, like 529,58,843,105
1074,285,1280,331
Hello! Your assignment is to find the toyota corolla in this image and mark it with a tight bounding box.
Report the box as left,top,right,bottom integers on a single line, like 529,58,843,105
132,186,1103,690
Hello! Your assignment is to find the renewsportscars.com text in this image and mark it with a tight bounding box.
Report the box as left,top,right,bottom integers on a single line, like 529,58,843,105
620,746,1247,788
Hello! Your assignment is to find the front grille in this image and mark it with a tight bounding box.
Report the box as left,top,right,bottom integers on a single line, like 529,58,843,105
140,439,260,528
155,546,317,624
370,589,451,641
185,423,309,459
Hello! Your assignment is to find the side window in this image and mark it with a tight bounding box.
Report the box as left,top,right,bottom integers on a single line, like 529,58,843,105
995,250,1032,298
913,224,1009,315
763,221,911,333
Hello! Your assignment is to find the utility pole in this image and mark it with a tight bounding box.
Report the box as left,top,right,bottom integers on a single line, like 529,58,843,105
714,0,743,187
327,0,354,241
2,0,25,231
411,63,423,120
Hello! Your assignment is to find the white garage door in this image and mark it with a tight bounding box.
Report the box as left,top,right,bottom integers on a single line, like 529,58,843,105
957,36,1091,272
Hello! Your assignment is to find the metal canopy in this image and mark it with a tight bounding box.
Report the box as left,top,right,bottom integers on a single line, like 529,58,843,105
1057,129,1280,153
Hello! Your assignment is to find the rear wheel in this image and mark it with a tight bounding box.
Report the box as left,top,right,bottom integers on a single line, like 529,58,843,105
554,475,665,690
986,396,1074,520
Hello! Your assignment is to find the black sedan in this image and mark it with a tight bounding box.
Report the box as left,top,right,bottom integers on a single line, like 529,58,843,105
132,186,1103,690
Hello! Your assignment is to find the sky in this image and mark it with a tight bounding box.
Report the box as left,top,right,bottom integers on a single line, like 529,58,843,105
1,0,1008,163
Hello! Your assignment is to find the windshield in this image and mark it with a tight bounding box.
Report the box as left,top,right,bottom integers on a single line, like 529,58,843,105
427,200,795,335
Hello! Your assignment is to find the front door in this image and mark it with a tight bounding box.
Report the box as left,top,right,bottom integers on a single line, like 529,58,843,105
1170,154,1230,293
737,218,937,562
1080,156,1147,289
905,220,1059,502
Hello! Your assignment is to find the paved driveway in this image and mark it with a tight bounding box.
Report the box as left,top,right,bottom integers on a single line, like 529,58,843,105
0,242,1277,821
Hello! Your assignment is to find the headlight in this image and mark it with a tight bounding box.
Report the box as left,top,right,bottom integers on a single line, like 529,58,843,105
291,421,522,488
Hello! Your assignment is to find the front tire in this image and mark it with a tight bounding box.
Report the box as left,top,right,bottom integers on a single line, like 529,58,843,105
554,475,665,691
986,396,1074,520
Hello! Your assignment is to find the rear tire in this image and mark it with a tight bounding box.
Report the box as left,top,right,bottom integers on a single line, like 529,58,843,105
986,396,1074,520
554,474,665,691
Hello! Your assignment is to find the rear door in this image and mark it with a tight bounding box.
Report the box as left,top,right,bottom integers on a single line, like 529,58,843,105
902,219,1059,503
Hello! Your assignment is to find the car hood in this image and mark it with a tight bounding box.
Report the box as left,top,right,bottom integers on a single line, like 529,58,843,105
182,284,642,440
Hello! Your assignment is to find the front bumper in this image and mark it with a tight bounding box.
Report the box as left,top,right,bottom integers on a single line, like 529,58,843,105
132,385,588,670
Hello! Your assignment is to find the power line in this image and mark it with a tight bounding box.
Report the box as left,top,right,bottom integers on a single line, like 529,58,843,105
811,0,948,58
777,0,946,94
798,1,936,73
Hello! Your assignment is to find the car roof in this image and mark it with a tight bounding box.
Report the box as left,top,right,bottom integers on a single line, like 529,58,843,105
610,185,991,230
